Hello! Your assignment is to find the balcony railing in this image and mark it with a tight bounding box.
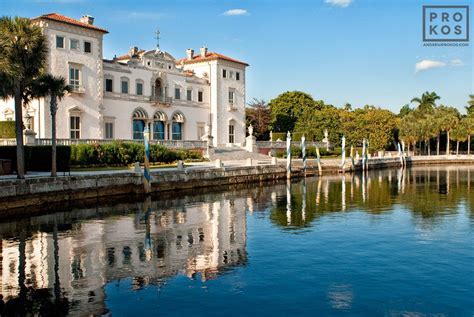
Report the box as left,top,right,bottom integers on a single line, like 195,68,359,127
150,95,173,104
70,85,85,94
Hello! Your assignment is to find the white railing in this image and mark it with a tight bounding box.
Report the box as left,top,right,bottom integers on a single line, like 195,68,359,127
150,95,173,104
0,139,16,146
34,138,206,149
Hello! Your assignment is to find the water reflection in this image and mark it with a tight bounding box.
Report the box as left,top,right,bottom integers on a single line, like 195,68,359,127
0,194,248,315
0,165,472,315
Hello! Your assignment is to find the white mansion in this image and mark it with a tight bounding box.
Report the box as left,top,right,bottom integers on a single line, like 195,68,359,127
0,13,248,146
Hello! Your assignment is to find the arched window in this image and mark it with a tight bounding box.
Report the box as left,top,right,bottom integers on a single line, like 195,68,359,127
171,112,185,140
153,111,167,140
132,108,148,140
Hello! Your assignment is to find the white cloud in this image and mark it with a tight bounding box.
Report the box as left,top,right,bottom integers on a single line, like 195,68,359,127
222,9,249,16
415,60,446,73
450,59,464,66
325,0,353,8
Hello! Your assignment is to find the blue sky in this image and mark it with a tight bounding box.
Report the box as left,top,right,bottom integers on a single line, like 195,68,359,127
2,0,473,113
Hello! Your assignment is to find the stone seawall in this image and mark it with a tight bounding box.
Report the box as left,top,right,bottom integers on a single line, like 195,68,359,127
0,165,289,212
1,155,474,212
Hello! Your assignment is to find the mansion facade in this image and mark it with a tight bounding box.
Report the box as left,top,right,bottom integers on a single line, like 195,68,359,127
0,13,248,146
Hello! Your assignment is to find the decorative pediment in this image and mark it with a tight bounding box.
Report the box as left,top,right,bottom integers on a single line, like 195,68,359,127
68,106,83,114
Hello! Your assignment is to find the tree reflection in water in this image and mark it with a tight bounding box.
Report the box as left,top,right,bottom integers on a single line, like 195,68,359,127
0,165,472,315
270,166,474,229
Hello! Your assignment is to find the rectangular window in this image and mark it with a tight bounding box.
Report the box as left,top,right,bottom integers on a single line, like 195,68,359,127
70,116,80,139
229,124,235,143
228,90,235,104
70,39,79,50
84,41,92,53
69,66,80,90
198,91,203,102
136,82,143,95
186,89,192,101
105,122,114,139
105,78,113,92
229,71,235,79
236,72,240,80
56,36,64,49
222,69,227,78
175,87,181,100
121,80,129,94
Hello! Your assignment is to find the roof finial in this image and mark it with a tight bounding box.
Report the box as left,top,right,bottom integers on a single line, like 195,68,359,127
155,28,161,52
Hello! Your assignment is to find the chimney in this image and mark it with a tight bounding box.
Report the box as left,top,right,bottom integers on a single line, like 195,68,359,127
128,47,140,58
186,48,194,61
200,46,208,57
80,15,94,25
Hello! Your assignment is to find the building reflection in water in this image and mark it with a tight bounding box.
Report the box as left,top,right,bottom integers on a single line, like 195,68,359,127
0,194,247,316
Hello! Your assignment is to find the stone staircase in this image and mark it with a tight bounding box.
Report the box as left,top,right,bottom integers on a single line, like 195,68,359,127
209,147,272,162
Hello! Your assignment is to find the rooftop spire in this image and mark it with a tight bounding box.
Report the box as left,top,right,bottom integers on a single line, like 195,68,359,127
155,28,161,52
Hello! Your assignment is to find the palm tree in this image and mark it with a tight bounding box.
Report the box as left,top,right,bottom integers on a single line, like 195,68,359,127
451,121,468,155
0,16,47,179
436,105,460,156
466,95,474,116
33,74,71,177
462,116,474,155
411,91,440,113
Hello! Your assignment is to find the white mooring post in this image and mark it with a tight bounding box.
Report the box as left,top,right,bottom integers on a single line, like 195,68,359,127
350,145,355,171
362,139,366,172
301,134,306,177
286,131,292,179
340,135,346,172
316,146,322,175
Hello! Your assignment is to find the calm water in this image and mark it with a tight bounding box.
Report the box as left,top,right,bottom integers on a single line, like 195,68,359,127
0,166,473,316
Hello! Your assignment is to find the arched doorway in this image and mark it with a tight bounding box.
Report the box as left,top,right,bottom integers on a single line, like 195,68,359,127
153,111,167,140
132,108,149,140
171,112,185,140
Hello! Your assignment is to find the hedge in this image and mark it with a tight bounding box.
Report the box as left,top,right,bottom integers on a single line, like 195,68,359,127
0,121,15,139
70,142,203,167
275,146,342,158
271,132,318,142
0,146,71,172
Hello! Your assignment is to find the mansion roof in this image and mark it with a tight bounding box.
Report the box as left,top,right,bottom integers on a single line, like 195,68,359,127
32,13,109,34
176,52,249,67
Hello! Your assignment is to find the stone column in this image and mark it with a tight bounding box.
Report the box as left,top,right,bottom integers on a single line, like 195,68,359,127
23,129,37,145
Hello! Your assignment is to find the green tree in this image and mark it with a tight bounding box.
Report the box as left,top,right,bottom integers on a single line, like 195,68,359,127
436,105,460,155
466,95,474,115
411,91,440,113
398,104,412,117
294,104,342,144
0,16,47,178
419,114,438,155
32,74,71,177
245,98,271,140
399,112,419,155
461,116,474,155
269,91,316,132
345,106,398,152
451,120,468,155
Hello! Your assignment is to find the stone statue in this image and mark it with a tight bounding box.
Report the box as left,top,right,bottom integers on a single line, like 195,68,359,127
205,124,210,136
248,124,254,136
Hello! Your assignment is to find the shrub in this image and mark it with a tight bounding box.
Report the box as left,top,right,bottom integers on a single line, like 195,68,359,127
0,146,71,172
69,142,203,167
0,121,15,139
